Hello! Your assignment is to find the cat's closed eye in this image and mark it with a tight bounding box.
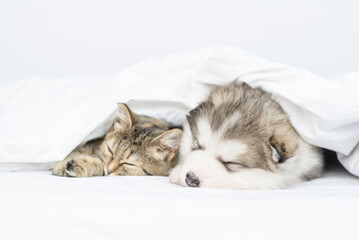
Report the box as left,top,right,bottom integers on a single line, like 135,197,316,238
106,145,114,157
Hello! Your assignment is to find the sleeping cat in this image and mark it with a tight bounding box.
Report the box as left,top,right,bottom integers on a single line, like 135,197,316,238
52,104,182,177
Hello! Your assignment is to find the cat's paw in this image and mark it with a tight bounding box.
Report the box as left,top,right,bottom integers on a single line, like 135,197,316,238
52,158,88,177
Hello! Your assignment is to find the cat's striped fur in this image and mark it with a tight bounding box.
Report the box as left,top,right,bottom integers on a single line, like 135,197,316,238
52,104,182,177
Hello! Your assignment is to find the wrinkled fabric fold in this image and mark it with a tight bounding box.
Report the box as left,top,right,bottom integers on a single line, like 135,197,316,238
0,47,358,175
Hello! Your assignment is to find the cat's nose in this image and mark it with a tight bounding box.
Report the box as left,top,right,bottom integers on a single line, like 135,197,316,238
185,171,200,187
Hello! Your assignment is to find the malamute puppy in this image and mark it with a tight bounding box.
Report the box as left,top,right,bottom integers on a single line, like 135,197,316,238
170,82,323,189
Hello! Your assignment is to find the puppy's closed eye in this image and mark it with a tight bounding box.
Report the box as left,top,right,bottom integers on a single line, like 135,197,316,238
217,156,249,172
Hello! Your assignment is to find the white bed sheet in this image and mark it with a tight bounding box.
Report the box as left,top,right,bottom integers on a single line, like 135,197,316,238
1,165,358,240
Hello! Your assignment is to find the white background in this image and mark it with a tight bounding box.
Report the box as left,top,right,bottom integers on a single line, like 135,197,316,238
0,0,358,82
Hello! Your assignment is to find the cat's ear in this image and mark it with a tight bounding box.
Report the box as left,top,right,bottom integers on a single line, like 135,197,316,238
114,103,139,131
151,129,182,151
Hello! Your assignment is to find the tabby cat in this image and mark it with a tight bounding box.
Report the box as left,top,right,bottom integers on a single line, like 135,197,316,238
52,104,182,177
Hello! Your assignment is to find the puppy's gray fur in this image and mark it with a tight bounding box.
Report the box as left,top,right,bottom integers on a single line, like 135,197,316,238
170,82,324,189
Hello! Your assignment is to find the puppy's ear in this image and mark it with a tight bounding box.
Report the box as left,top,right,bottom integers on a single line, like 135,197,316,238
114,103,139,131
269,128,298,163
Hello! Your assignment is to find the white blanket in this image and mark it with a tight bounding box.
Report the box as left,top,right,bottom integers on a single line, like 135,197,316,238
0,47,358,175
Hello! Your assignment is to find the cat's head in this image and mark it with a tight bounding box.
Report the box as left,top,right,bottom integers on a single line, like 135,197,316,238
101,104,182,176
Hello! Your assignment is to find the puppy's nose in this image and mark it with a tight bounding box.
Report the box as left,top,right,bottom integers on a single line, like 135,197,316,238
185,172,200,187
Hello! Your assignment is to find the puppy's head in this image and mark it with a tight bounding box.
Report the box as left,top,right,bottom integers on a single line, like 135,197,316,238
174,83,323,189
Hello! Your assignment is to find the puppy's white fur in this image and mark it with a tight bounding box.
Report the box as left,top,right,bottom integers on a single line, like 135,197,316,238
170,83,323,189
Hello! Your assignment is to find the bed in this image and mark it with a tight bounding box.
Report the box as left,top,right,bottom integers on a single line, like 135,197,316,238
1,160,358,240
2,2,359,239
1,46,359,240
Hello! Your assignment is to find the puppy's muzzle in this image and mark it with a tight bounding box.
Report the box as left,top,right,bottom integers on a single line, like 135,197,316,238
185,172,200,187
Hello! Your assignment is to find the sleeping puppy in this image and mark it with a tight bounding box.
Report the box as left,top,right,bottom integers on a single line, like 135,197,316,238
170,82,324,189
